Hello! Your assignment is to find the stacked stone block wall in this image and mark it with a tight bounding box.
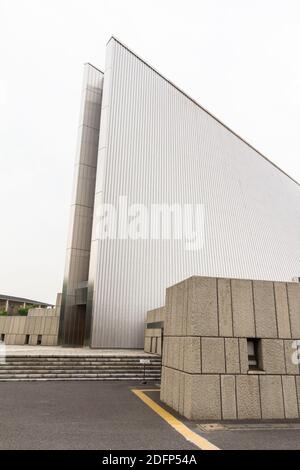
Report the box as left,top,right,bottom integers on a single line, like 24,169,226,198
0,298,61,346
144,307,165,354
161,276,300,420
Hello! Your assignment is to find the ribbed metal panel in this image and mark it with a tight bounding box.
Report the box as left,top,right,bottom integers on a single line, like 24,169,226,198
59,64,103,346
89,38,300,348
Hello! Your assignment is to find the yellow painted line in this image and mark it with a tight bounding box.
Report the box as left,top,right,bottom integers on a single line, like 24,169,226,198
131,389,220,451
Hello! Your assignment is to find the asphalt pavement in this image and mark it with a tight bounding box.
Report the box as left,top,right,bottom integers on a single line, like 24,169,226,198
1,381,300,450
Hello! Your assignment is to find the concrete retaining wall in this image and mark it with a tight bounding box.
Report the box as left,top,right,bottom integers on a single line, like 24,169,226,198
144,328,162,355
160,276,300,420
0,294,61,346
144,307,165,354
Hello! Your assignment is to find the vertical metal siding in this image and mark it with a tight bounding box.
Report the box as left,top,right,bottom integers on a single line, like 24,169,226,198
89,38,300,348
59,64,103,346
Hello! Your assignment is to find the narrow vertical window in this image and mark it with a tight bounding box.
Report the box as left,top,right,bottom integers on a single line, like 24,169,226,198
247,339,262,370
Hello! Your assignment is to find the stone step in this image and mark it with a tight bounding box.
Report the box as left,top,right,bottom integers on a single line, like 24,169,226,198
5,356,159,361
0,362,161,368
0,365,161,371
0,365,160,371
0,360,161,365
0,354,162,381
0,377,161,382
0,372,160,379
0,358,161,364
0,368,160,374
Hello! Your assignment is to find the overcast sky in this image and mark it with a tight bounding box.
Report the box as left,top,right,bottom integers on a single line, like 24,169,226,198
0,0,299,304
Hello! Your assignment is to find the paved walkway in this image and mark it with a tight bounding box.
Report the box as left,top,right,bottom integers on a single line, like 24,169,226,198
4,345,154,357
148,391,300,450
1,381,300,450
0,382,197,450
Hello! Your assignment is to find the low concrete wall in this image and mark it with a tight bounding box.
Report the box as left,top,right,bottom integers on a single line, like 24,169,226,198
160,276,300,420
144,328,162,355
144,307,165,354
146,307,165,325
0,294,61,346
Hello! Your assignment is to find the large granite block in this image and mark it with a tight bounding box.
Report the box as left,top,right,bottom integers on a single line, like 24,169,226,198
274,282,291,338
190,375,221,420
178,371,186,416
253,281,277,338
183,373,193,419
169,337,179,370
165,367,173,409
260,375,284,419
144,336,151,353
178,337,185,371
225,338,240,374
282,376,299,419
236,375,261,419
231,279,255,337
284,340,300,375
287,283,300,338
202,337,225,374
172,369,180,412
187,277,218,336
296,377,300,416
239,338,249,374
160,367,167,403
162,337,169,366
221,375,237,419
157,336,162,355
165,284,186,337
164,288,172,337
261,339,286,374
218,278,233,337
183,337,201,373
173,280,189,336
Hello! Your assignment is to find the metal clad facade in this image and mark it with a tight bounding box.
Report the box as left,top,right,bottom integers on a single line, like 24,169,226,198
59,64,103,346
87,39,299,348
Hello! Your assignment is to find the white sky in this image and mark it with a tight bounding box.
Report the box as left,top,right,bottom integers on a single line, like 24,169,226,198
0,0,299,303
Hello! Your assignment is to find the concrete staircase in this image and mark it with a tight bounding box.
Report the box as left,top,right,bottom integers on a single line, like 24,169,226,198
0,355,162,382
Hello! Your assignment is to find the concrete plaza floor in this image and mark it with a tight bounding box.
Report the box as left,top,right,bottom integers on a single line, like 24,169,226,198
4,345,152,357
1,381,300,450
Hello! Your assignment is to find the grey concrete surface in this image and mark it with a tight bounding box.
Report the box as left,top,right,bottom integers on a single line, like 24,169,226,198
192,425,300,450
3,346,152,356
0,382,198,450
1,382,300,450
148,391,300,450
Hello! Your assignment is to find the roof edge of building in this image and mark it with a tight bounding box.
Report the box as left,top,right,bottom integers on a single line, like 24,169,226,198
0,294,53,306
107,35,299,187
84,62,104,75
